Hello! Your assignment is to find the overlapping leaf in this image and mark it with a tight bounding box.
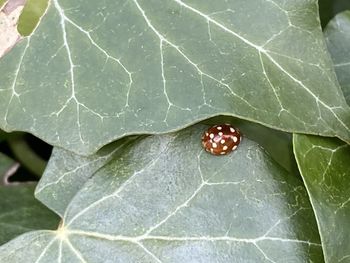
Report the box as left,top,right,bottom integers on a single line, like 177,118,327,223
294,135,350,263
0,0,349,155
36,117,299,217
0,184,59,246
35,136,137,216
325,10,350,105
0,126,323,262
291,12,350,262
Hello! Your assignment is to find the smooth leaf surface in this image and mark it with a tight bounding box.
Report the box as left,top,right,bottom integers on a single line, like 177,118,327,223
0,0,349,155
1,125,323,262
325,11,350,105
17,0,49,36
35,136,138,216
294,135,350,263
291,13,350,262
0,184,60,246
36,117,298,217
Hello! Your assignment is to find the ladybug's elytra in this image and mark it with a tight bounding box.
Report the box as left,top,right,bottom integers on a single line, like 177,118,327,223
202,124,242,155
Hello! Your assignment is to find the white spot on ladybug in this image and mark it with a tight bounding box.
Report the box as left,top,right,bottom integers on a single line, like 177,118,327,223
202,124,241,156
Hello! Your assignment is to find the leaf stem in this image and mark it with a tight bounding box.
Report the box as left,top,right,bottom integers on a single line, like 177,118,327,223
7,135,47,178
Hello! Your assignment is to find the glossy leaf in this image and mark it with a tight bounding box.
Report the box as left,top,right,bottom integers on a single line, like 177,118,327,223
291,12,350,262
36,117,298,217
294,135,350,263
325,11,350,105
1,125,323,262
0,184,60,245
35,136,138,216
0,0,349,155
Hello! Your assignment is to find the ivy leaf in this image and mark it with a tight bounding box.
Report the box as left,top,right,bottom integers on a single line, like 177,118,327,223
0,184,60,246
325,10,350,105
36,118,297,217
0,150,59,245
291,11,350,262
35,136,137,216
17,0,49,36
294,135,350,263
1,125,323,262
0,0,349,155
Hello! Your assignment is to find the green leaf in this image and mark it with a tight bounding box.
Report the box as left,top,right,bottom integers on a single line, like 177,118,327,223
36,117,298,217
7,134,47,177
291,11,350,262
35,136,137,216
294,135,350,263
0,184,60,246
0,130,24,144
17,0,49,36
0,0,7,9
325,10,350,105
1,0,349,155
1,125,322,262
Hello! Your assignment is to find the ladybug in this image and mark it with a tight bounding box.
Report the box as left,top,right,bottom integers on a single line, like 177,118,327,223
202,124,242,155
